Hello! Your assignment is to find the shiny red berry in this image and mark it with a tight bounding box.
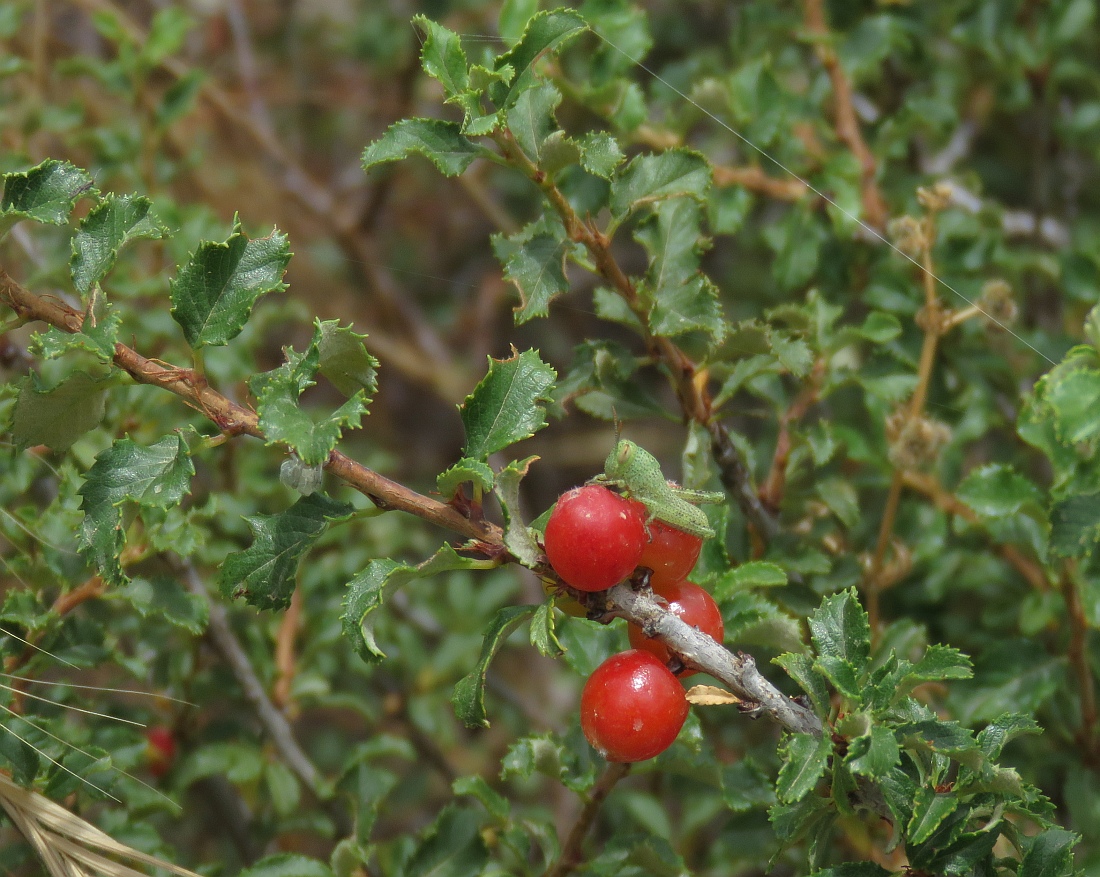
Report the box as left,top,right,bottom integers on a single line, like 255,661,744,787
637,520,703,587
543,485,647,592
145,725,177,778
580,650,689,762
627,580,724,676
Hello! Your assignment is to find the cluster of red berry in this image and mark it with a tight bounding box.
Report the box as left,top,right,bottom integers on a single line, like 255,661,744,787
543,484,724,762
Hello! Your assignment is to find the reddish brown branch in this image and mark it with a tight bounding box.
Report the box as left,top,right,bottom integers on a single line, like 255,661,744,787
1061,565,1099,762
713,163,809,202
803,0,889,230
760,358,825,512
546,762,631,877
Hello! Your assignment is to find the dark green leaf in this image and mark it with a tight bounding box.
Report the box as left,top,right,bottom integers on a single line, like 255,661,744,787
896,720,984,771
453,775,510,823
414,16,469,98
951,639,1063,724
500,232,572,323
460,348,556,459
977,713,1042,759
609,149,711,218
721,758,777,812
453,605,537,728
1018,829,1080,877
902,644,973,685
489,9,587,111
777,732,832,803
70,193,166,294
124,575,208,634
362,118,483,177
170,217,291,349
810,864,892,877
908,787,960,845
845,724,900,778
530,600,564,657
495,455,543,568
219,494,354,610
405,806,488,877
0,159,93,235
1046,366,1100,445
252,325,367,466
342,546,483,663
809,588,870,683
79,434,194,586
436,458,495,500
773,652,831,717
11,371,110,452
316,319,379,400
506,82,561,162
714,561,788,595
30,308,121,363
578,131,625,179
1049,492,1100,558
957,464,1045,519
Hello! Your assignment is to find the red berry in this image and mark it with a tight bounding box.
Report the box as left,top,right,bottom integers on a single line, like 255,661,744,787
543,485,647,592
627,580,724,677
580,650,689,762
637,520,703,588
145,725,177,778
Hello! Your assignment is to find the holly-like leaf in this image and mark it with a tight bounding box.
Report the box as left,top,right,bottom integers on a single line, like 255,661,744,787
1049,492,1100,558
776,732,832,803
609,149,711,218
70,193,167,294
529,600,564,658
499,232,572,323
362,118,483,177
809,588,870,698
0,159,94,236
31,307,121,363
79,434,194,586
252,324,368,466
908,788,961,846
495,455,542,568
460,348,556,460
170,217,290,349
453,604,537,727
342,545,485,663
1017,829,1080,877
220,493,354,610
578,132,625,179
635,199,724,342
774,652,831,717
489,9,587,111
901,644,973,687
436,458,495,500
714,561,788,595
414,15,469,98
896,720,984,771
11,370,110,452
845,724,900,779
316,320,379,400
977,713,1041,759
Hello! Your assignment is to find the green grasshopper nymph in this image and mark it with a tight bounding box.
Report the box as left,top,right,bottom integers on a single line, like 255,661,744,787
593,439,724,539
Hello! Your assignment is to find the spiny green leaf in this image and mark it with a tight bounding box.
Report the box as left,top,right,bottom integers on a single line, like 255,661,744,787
1018,828,1080,877
436,458,495,500
777,732,832,803
977,713,1042,759
897,719,984,770
774,652,831,717
170,216,290,349
316,319,379,400
507,81,562,162
489,9,587,111
902,644,973,686
496,455,543,568
578,131,625,179
414,16,469,98
1049,492,1100,558
252,323,368,466
78,433,194,586
30,307,121,363
220,494,354,610
845,724,900,779
809,588,870,677
453,605,538,728
530,600,564,658
11,370,110,452
460,348,556,459
342,545,485,663
907,788,960,845
362,118,483,177
70,193,167,294
499,232,572,323
609,149,711,218
0,159,94,236
714,561,788,595
957,464,1045,519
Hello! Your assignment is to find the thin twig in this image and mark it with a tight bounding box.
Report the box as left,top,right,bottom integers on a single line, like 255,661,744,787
803,0,889,230
1060,564,1099,763
545,762,631,877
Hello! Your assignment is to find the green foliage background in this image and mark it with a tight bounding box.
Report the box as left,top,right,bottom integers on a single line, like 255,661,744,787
0,1,1099,876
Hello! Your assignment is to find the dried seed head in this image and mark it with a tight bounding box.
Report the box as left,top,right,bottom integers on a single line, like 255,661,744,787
917,181,955,213
888,215,926,256
978,279,1018,329
886,410,952,471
